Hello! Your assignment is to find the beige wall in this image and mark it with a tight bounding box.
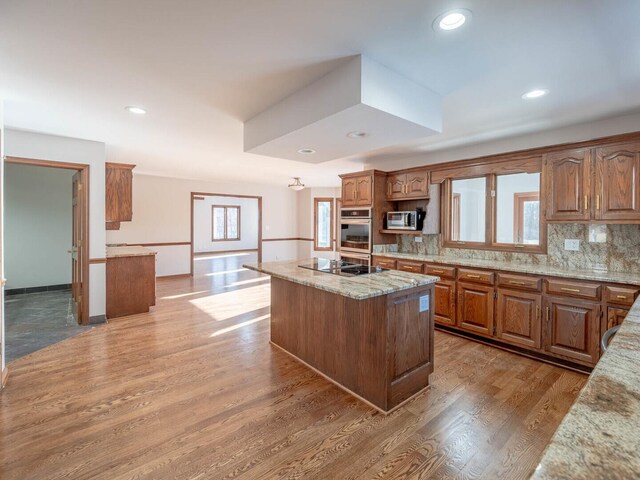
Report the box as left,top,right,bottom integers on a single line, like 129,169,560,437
106,173,301,276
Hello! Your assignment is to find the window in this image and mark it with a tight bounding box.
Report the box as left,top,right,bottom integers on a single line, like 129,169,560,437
212,205,240,241
314,198,334,251
443,165,546,253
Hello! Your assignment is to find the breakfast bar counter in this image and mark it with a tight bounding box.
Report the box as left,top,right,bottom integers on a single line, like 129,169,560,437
244,259,439,413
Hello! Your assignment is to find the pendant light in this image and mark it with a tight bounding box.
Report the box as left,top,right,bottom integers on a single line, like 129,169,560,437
288,177,305,191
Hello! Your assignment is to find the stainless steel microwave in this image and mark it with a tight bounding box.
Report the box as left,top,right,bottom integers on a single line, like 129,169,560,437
386,210,425,231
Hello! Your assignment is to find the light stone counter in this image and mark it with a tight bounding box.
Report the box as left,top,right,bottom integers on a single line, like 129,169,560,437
243,259,438,300
373,252,640,286
531,295,640,479
106,246,157,258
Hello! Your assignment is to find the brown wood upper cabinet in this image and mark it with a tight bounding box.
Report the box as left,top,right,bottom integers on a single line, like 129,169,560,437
106,162,135,228
594,141,640,221
341,173,373,207
544,148,591,222
545,141,640,223
386,170,430,200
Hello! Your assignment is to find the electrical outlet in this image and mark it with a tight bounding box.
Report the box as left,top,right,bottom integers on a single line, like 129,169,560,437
564,239,580,251
414,236,423,243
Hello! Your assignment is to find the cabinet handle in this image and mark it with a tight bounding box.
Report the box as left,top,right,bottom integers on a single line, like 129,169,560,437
596,194,600,210
545,306,550,324
584,195,588,210
508,280,525,285
616,295,628,300
561,287,581,293
431,269,444,274
466,274,481,279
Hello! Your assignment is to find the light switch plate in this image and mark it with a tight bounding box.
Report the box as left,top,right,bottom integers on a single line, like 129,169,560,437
414,236,423,243
564,239,580,251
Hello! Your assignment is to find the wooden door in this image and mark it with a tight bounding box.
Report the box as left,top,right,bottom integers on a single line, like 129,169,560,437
496,289,542,349
594,142,640,221
341,178,357,207
457,282,494,336
405,170,430,198
434,280,456,326
544,297,600,366
386,174,406,200
71,172,85,325
355,175,373,206
544,148,591,221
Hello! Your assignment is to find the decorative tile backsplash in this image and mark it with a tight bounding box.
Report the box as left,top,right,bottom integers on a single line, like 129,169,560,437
391,224,640,273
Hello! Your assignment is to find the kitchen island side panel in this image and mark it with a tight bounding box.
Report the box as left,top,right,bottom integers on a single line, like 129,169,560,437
270,276,389,410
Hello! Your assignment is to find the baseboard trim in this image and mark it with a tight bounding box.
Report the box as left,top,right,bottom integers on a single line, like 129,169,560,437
88,315,107,325
6,284,72,296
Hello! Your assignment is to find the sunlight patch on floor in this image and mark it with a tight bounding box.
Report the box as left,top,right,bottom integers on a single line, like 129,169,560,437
189,285,269,321
194,252,254,261
161,290,209,300
203,268,248,276
210,314,270,337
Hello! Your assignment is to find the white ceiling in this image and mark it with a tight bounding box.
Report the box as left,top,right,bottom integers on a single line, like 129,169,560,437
1,0,640,187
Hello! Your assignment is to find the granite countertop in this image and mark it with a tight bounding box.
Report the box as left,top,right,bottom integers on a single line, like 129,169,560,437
106,246,158,258
243,259,438,300
531,295,640,479
373,252,640,286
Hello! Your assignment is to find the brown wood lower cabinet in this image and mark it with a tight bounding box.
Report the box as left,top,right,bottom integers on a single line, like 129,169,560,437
457,282,494,337
543,297,601,366
106,254,156,319
372,255,639,370
434,279,456,326
496,289,542,349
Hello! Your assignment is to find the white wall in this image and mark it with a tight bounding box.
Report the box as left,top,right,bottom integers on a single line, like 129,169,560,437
363,111,640,172
4,164,74,289
193,196,258,253
4,129,106,317
296,187,340,260
106,173,300,276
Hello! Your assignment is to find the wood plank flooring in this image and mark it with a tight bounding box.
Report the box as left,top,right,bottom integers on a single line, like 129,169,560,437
0,252,587,479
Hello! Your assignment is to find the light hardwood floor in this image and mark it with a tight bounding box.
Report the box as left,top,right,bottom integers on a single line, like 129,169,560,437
0,252,587,479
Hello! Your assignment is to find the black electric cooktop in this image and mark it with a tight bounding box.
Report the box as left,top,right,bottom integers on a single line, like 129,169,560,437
298,259,385,277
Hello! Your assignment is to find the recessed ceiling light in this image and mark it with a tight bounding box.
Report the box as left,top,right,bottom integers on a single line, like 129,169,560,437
297,148,316,154
434,9,471,31
522,89,549,100
347,131,368,139
125,106,147,115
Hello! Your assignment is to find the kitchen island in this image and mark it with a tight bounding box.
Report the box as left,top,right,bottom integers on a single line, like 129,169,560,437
106,246,157,319
244,259,439,413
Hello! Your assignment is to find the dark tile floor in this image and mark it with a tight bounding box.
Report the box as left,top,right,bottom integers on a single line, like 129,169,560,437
4,290,91,363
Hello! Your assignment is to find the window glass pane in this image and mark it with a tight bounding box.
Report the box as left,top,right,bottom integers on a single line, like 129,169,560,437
213,207,225,240
451,177,486,242
496,172,540,245
316,201,331,248
227,207,239,239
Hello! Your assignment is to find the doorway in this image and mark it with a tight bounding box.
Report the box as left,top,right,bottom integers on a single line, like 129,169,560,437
4,157,90,362
190,192,262,277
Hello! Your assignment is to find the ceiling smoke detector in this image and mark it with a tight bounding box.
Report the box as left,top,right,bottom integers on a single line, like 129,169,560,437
288,177,305,191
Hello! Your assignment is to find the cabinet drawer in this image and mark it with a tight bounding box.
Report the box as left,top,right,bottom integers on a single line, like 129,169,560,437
546,279,601,300
425,264,456,279
373,257,397,270
397,260,424,274
497,273,542,292
604,285,638,306
457,268,494,285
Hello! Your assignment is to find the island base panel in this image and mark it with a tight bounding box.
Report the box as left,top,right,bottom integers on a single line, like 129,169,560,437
269,276,434,412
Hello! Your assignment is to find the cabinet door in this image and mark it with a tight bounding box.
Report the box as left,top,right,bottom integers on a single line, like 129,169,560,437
457,282,494,336
105,163,134,222
355,175,373,206
405,170,430,199
544,297,600,366
496,289,542,349
606,307,628,330
372,257,397,270
341,178,357,206
434,280,456,326
386,174,406,200
594,142,640,221
544,148,591,221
